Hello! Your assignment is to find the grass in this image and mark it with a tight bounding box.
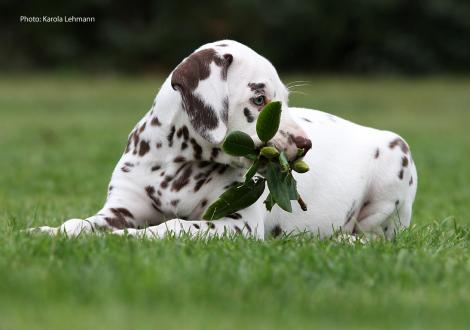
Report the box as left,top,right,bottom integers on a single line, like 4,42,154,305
0,74,469,329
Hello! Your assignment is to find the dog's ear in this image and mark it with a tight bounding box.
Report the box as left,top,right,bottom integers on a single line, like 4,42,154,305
171,48,233,144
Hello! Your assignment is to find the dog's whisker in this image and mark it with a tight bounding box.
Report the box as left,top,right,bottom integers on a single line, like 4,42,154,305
287,83,311,90
286,80,311,87
288,90,308,96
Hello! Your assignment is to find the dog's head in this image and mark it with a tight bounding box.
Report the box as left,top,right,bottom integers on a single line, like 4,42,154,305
171,40,311,161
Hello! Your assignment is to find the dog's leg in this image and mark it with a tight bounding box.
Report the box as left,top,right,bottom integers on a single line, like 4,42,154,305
28,199,162,237
112,204,265,239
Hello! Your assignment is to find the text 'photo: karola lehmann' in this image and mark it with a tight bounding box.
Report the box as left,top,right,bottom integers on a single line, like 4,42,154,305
20,16,95,23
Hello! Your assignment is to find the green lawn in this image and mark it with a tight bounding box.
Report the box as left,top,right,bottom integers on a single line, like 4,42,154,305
0,75,469,329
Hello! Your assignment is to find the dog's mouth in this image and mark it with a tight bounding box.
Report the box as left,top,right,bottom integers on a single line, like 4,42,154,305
265,132,312,161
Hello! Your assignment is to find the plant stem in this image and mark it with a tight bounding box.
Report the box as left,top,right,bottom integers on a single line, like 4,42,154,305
297,196,307,211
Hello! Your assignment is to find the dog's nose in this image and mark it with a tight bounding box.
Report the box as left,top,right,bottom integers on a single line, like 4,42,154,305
293,136,312,154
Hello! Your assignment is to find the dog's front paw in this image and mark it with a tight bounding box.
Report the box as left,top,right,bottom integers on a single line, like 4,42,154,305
26,219,94,237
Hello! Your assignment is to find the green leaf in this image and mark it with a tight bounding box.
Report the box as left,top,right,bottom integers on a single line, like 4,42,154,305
263,193,276,211
202,177,266,220
285,173,299,200
256,101,282,142
245,159,260,182
264,162,292,212
222,131,256,157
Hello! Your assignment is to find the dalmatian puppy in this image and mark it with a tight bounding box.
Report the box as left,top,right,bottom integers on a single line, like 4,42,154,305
29,40,417,240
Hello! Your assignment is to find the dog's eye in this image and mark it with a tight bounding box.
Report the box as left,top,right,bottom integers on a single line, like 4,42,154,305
251,95,266,107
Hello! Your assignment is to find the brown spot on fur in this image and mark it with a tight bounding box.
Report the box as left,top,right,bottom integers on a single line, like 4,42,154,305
389,138,409,154
205,164,220,177
207,222,216,229
151,165,161,171
139,140,150,156
139,122,146,133
145,186,163,212
244,107,255,123
234,226,242,234
182,126,189,141
402,156,409,167
211,148,220,160
126,127,144,154
121,166,131,173
181,142,188,150
194,179,206,192
167,126,176,147
174,156,186,163
174,163,190,177
221,97,229,124
171,199,180,207
409,176,413,186
374,148,380,159
145,185,155,195
201,199,208,207
398,169,404,179
271,225,282,237
217,43,228,47
218,165,229,174
193,224,200,229
176,127,183,138
227,213,242,219
302,117,312,123
116,208,134,219
248,82,265,92
156,142,162,148
190,138,203,160
105,217,128,229
105,208,135,229
172,49,222,91
151,116,161,126
171,49,232,140
171,166,193,192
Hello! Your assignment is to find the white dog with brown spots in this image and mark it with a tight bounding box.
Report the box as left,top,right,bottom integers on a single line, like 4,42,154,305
29,40,418,240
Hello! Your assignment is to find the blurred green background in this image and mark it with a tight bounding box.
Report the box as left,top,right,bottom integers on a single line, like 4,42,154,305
2,0,470,74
